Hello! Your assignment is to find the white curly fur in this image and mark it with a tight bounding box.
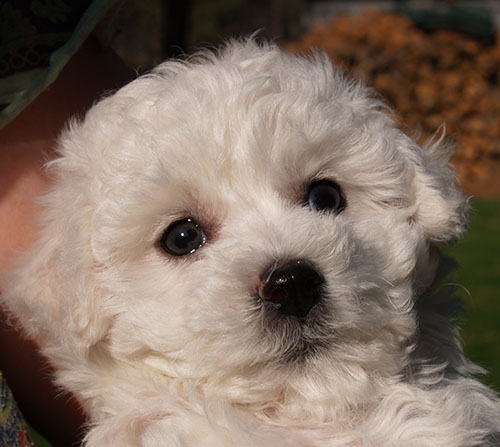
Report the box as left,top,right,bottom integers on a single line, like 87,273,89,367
2,39,499,446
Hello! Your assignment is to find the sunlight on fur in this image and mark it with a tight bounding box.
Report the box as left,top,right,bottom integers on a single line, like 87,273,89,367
2,39,499,446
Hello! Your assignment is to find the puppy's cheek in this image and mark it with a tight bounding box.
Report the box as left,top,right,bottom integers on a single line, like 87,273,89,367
103,257,255,370
345,214,432,327
95,265,191,359
353,215,423,278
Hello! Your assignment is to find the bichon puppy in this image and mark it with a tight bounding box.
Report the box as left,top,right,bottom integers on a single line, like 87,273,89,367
2,40,499,446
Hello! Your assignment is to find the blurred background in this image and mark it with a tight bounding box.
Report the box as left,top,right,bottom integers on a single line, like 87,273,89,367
100,0,500,390
104,0,499,389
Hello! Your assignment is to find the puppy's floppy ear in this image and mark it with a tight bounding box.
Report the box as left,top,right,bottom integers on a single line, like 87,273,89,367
411,134,469,244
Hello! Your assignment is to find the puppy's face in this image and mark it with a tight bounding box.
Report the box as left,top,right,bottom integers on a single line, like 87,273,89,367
12,42,468,409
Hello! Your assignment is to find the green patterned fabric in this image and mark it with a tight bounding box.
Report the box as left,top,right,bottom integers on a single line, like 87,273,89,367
0,0,118,129
0,371,34,447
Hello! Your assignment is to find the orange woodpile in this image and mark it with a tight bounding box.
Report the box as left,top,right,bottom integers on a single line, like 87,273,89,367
286,10,500,182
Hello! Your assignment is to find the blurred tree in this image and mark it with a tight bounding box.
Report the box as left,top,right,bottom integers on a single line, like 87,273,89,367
113,0,304,71
189,0,304,47
165,0,192,57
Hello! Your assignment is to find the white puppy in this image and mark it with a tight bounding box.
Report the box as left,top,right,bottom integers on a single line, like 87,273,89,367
2,40,499,446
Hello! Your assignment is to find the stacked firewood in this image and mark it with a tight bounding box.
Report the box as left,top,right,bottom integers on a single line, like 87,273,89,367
286,10,500,182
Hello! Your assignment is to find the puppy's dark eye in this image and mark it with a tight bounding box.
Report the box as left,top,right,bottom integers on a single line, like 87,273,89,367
307,180,345,214
160,218,207,256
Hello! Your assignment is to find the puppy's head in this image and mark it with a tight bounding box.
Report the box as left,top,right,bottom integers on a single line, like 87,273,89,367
5,40,468,411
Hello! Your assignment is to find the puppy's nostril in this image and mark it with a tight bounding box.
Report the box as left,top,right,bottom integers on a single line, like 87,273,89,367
269,287,287,302
258,259,325,319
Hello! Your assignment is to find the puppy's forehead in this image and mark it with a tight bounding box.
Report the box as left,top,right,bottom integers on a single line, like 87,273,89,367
77,44,411,203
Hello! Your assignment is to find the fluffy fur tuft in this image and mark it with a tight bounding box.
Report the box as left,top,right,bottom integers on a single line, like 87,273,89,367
2,39,498,446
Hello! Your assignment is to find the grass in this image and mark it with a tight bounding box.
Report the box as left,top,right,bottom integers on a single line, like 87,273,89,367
443,198,500,391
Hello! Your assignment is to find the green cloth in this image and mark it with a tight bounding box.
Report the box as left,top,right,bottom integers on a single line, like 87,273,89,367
0,0,118,129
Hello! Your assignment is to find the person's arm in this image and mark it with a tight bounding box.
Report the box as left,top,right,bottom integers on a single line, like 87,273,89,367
0,35,134,447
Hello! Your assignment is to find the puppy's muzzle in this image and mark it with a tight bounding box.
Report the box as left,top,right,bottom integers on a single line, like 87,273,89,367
257,259,325,319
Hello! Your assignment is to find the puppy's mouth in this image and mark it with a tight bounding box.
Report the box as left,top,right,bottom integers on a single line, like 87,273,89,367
258,307,333,365
254,259,333,361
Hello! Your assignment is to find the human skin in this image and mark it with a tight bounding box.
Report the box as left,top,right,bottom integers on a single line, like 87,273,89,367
0,36,134,446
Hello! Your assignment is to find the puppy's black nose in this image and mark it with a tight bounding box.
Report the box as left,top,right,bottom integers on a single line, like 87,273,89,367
258,259,325,319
